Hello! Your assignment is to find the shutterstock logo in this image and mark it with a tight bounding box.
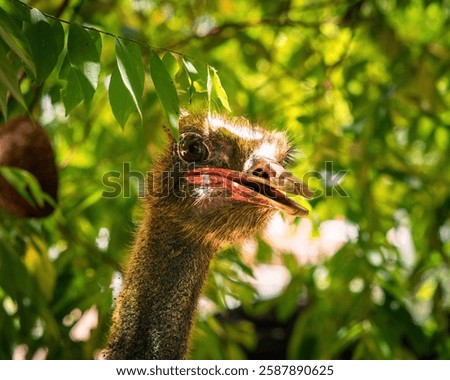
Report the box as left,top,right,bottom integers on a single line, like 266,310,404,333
303,161,349,197
101,161,349,199
102,163,147,199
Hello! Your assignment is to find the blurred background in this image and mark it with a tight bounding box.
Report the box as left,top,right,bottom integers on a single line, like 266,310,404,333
0,0,449,359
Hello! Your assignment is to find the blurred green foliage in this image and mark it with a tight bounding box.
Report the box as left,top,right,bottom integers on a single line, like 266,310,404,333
0,0,449,359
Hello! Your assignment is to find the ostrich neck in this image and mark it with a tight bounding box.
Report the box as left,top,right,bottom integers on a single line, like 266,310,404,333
106,206,217,360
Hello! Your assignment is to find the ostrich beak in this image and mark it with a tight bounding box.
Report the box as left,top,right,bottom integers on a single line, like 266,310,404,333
186,160,313,216
243,158,314,199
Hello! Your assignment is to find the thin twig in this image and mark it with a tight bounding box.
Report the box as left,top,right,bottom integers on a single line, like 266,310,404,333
14,0,195,60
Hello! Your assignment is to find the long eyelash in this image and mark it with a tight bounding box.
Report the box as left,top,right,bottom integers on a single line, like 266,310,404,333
283,147,299,166
283,147,298,166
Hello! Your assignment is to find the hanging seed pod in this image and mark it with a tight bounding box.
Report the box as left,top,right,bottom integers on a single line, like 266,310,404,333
0,116,58,218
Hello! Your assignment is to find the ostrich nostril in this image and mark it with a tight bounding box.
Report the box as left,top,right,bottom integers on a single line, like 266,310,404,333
252,168,270,180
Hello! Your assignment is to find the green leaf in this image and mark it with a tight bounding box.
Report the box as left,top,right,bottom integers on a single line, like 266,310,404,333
89,29,103,57
0,0,31,24
0,7,36,76
67,25,102,95
0,167,46,208
150,50,180,140
162,52,179,77
182,58,198,76
49,19,65,61
181,58,198,102
175,64,192,103
108,66,136,128
59,24,101,114
114,38,145,124
0,43,27,111
24,8,59,84
182,59,209,98
0,80,9,118
59,55,83,114
211,67,231,111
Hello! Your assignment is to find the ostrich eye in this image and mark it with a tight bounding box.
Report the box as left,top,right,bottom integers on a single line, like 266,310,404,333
178,133,210,162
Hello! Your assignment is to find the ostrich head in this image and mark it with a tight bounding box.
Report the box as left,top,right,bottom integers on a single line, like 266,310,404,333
148,113,313,246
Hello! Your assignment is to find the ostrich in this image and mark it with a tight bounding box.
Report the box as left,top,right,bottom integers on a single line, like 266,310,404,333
105,113,313,359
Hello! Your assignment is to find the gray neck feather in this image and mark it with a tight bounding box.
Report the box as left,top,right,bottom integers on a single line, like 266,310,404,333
106,207,216,360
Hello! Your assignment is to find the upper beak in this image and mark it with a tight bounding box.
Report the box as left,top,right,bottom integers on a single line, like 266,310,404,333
243,158,314,199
